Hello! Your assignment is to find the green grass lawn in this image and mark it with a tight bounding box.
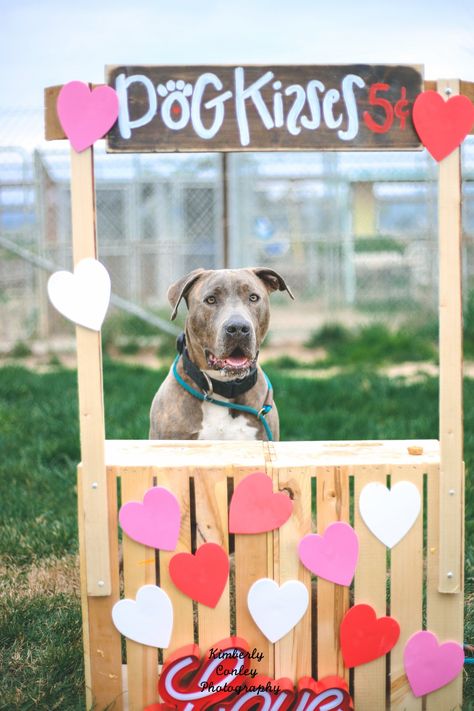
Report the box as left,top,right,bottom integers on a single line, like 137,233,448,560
0,360,472,709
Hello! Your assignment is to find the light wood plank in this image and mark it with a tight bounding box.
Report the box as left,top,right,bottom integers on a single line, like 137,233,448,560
157,467,194,658
390,465,423,711
274,466,312,682
316,466,350,681
426,463,464,711
234,463,273,678
193,466,231,652
353,466,388,711
78,465,123,710
71,146,110,596
437,78,464,594
121,467,158,711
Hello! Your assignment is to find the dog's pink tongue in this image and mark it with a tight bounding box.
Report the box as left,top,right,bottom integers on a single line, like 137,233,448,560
225,356,249,367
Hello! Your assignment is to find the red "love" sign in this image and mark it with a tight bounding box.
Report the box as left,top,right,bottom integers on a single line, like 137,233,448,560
145,637,353,711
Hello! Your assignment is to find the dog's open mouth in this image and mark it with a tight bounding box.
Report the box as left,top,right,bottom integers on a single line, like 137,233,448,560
205,347,257,375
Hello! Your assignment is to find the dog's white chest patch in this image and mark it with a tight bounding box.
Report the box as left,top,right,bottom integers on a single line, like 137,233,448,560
197,400,259,440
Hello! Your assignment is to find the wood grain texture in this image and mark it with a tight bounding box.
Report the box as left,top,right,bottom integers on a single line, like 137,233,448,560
71,146,111,596
390,465,423,711
353,466,388,711
437,79,464,594
233,461,273,677
121,467,159,711
105,64,423,152
316,466,350,681
156,467,194,659
426,463,464,711
78,466,123,710
273,466,312,682
193,466,231,651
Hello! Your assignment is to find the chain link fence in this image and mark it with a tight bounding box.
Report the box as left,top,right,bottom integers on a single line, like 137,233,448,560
1,107,474,349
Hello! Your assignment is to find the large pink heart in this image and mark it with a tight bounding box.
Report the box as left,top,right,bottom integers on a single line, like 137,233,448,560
298,522,359,586
229,471,293,534
404,631,464,697
119,486,181,550
57,81,119,152
412,90,474,161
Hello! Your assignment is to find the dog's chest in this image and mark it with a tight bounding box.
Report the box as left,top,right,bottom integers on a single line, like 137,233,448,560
197,400,258,440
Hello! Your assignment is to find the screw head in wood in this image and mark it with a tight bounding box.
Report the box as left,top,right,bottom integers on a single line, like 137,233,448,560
98,580,105,587
449,489,455,496
92,482,98,489
447,571,454,579
445,87,453,96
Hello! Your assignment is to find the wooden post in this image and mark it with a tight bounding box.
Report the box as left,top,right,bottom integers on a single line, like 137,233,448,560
71,146,111,596
437,78,464,593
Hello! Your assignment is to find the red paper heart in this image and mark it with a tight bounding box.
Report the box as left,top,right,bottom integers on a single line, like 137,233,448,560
340,604,400,668
57,81,119,153
229,471,293,534
412,90,474,161
169,543,229,607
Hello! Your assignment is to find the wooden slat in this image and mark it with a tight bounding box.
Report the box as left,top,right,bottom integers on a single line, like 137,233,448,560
193,466,231,651
234,464,273,677
157,467,194,658
353,466,388,711
78,466,123,710
71,146,110,596
390,466,423,711
426,463,464,711
316,466,350,681
437,78,464,593
274,466,312,682
121,467,158,711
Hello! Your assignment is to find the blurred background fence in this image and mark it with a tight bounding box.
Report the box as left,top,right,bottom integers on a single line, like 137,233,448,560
1,107,474,350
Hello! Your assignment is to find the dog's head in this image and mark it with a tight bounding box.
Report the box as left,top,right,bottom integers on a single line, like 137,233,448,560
168,267,294,379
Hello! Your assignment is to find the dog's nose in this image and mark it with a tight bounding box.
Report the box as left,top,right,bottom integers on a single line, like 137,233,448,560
224,320,251,337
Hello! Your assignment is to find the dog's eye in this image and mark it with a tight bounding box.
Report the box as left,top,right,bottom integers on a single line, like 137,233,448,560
249,293,260,302
204,295,217,305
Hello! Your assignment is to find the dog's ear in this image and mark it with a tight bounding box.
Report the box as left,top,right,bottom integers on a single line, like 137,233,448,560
168,268,206,320
251,268,295,299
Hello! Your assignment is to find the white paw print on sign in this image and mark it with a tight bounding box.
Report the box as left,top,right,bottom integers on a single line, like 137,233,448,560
157,80,193,130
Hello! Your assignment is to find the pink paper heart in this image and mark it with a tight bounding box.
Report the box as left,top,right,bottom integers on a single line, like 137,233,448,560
57,81,119,152
119,486,180,550
298,522,359,586
404,631,464,697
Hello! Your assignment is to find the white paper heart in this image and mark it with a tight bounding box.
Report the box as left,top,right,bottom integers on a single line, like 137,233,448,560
47,258,111,331
359,481,421,548
247,578,309,643
112,584,173,648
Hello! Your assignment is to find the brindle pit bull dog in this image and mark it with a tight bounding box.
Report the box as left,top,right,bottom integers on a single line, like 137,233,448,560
149,267,294,440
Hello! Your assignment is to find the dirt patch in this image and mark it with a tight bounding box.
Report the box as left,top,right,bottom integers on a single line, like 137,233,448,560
0,555,80,600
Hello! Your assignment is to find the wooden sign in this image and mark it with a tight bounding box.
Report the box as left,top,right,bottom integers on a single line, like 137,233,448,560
105,64,423,152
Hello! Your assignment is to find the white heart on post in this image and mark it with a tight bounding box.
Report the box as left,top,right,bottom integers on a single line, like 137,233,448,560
47,258,111,331
112,584,173,648
247,578,309,643
359,481,421,548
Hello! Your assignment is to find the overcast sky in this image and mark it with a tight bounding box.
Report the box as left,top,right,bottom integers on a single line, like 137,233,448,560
1,0,474,110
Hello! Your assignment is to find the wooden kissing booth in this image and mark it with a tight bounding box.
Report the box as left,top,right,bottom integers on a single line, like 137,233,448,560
44,65,474,711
